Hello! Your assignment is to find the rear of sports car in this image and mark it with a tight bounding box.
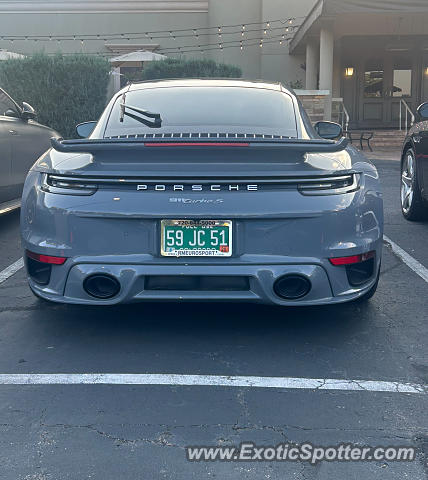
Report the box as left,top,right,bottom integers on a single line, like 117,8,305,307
20,80,383,306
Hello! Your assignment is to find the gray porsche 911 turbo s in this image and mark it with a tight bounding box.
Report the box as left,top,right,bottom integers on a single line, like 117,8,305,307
20,79,383,306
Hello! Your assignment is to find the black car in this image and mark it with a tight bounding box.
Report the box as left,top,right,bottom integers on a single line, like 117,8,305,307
401,102,428,221
0,88,57,215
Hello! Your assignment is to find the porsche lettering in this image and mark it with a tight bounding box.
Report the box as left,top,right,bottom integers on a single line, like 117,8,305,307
136,184,258,192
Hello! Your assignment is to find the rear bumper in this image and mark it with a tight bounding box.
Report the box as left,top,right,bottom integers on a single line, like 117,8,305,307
28,258,381,306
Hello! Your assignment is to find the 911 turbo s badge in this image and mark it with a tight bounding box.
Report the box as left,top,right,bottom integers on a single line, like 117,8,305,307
136,184,258,192
169,197,224,204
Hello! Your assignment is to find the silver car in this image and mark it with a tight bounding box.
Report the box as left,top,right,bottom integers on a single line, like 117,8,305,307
0,88,57,214
20,79,383,306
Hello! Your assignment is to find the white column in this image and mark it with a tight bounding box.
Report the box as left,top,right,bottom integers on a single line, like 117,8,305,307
332,46,341,98
305,39,318,90
112,67,121,93
319,28,334,120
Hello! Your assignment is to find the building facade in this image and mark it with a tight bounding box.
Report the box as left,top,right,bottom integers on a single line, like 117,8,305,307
291,0,428,128
0,0,314,84
0,0,427,128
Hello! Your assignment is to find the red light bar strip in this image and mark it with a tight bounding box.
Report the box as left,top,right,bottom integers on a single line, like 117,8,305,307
329,251,375,266
26,250,67,265
144,142,250,147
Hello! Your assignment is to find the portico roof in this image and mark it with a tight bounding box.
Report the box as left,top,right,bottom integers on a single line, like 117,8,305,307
290,0,428,54
0,49,25,60
109,50,166,66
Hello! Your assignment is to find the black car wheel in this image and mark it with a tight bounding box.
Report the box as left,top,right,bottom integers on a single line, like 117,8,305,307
401,148,427,221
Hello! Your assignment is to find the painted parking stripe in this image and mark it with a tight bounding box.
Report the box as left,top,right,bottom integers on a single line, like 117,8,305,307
0,258,24,285
384,235,428,284
0,199,21,215
0,373,424,394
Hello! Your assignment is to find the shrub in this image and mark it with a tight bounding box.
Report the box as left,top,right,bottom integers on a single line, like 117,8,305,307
287,79,303,90
140,58,242,81
0,53,111,138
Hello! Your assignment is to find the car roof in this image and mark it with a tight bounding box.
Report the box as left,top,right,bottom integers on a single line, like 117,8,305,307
126,78,288,93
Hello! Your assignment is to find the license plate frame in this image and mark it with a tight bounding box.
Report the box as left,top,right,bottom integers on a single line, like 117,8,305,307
160,219,233,257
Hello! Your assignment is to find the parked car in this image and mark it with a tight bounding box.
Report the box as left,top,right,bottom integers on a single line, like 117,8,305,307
20,79,383,306
0,88,57,214
400,102,428,221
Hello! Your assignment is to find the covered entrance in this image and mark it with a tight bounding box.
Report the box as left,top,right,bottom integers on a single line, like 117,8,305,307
341,36,425,129
290,0,428,130
107,45,166,94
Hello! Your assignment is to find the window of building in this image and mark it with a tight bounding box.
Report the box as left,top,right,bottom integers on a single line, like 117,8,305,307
364,64,384,98
392,58,412,97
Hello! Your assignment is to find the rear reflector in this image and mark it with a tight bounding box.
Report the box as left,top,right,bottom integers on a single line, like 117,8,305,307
329,251,375,266
26,250,67,265
144,142,250,147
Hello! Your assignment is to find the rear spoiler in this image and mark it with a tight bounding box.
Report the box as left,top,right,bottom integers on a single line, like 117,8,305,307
51,137,349,154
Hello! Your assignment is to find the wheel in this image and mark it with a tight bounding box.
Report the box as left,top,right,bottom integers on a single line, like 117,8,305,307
401,148,428,221
353,263,380,303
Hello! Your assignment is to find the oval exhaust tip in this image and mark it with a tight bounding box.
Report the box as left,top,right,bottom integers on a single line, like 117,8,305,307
274,275,312,300
83,274,120,299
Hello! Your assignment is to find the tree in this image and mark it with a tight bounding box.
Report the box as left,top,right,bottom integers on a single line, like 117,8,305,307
0,53,111,138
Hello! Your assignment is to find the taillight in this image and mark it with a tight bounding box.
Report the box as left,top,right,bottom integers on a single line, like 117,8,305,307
298,174,360,196
41,174,97,196
330,251,377,286
26,250,67,265
25,251,66,285
144,142,250,147
329,251,375,266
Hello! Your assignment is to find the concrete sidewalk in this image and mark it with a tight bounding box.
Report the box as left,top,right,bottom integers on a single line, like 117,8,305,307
359,149,401,161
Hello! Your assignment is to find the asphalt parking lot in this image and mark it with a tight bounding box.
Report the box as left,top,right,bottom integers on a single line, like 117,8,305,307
0,157,427,479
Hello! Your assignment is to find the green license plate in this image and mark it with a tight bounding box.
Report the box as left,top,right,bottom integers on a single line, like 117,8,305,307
161,220,232,257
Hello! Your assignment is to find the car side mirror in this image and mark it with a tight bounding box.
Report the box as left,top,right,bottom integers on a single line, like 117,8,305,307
314,121,343,140
416,102,428,120
21,102,36,120
76,121,97,138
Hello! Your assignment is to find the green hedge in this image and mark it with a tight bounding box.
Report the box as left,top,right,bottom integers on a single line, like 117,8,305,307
140,58,242,81
0,53,111,138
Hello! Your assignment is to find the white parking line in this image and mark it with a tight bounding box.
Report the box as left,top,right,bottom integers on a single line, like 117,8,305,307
0,247,426,395
0,199,21,216
384,235,428,284
0,373,424,393
0,258,24,285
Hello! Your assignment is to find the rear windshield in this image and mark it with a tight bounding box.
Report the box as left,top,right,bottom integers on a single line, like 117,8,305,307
104,86,298,138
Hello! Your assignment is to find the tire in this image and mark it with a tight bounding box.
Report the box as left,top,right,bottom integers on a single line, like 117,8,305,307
401,148,428,221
